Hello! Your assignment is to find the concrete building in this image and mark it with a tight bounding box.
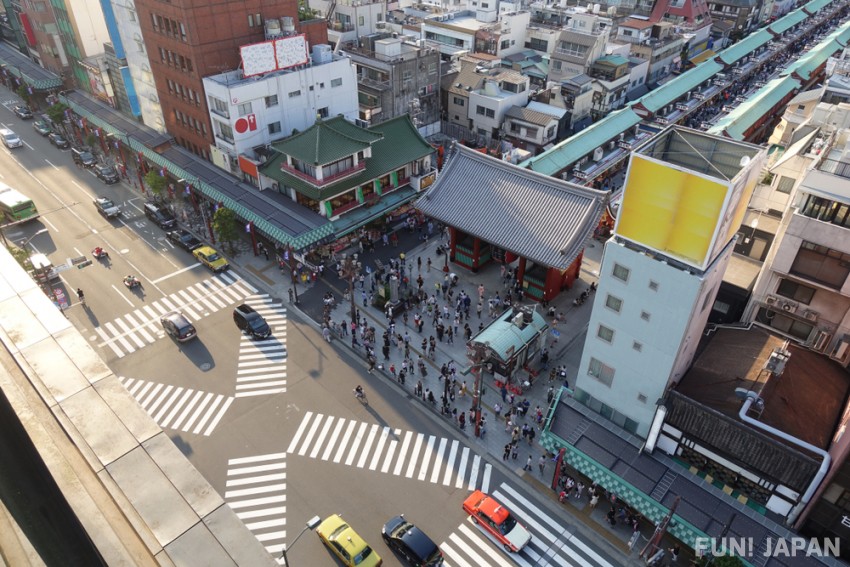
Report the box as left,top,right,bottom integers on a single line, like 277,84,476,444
574,127,765,437
547,10,613,84
588,54,631,119
202,45,358,178
708,0,761,39
133,0,328,160
102,0,165,132
422,10,530,59
341,34,441,133
316,0,385,48
622,20,685,85
501,104,559,152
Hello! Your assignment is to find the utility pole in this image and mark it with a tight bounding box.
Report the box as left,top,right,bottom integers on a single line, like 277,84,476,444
469,342,489,437
340,253,361,324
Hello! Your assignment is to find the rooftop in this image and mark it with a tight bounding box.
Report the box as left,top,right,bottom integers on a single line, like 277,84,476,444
270,115,383,166
504,105,559,127
676,327,850,450
415,144,607,270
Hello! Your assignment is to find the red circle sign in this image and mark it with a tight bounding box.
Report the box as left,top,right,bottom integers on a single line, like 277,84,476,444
234,117,249,134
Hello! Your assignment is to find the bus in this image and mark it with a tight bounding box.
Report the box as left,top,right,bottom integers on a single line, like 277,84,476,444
0,184,39,222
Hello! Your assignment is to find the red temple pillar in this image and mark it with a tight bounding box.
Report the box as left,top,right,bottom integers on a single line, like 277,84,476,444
517,256,527,282
544,267,562,301
472,237,481,272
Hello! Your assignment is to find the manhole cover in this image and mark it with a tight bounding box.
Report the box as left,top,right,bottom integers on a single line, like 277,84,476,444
200,362,211,371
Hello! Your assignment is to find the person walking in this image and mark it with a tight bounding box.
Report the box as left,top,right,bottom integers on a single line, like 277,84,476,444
538,454,547,475
322,325,331,343
523,455,533,471
503,444,511,461
589,492,600,511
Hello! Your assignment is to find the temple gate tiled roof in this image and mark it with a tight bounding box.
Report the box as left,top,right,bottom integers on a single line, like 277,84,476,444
415,144,607,270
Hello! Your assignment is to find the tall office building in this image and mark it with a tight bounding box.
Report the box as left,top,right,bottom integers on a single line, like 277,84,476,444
133,0,328,158
574,127,765,437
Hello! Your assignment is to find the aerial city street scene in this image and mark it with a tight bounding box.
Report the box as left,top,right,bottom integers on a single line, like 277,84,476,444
1,0,850,566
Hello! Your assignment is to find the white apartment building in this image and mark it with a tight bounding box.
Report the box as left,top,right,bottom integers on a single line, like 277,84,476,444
203,46,358,174
575,128,765,436
467,69,530,140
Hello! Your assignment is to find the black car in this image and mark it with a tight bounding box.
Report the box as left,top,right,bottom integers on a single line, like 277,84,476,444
71,147,96,167
167,229,202,251
94,164,120,184
161,311,197,343
382,516,442,566
143,201,177,230
48,132,70,149
233,304,271,339
13,104,33,119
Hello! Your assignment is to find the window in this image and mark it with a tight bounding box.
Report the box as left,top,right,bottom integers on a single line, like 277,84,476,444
597,325,614,343
453,97,465,106
641,311,651,321
268,121,281,135
605,294,622,312
776,278,815,304
265,95,279,107
588,358,615,387
318,107,329,118
358,15,364,25
331,77,343,88
477,105,486,116
790,241,850,289
214,120,234,143
637,393,647,403
776,175,795,194
649,280,659,291
612,263,630,282
248,14,254,27
179,23,187,41
255,13,261,26
128,9,136,21
633,341,643,352
402,70,412,83
800,195,850,229
237,102,253,116
209,96,229,118
288,89,301,98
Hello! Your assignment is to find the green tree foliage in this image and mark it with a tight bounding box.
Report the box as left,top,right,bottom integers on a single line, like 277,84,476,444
16,85,30,104
212,207,240,253
144,171,168,198
45,102,69,124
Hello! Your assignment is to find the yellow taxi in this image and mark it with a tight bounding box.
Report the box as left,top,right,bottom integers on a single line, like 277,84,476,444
316,514,382,567
193,246,229,273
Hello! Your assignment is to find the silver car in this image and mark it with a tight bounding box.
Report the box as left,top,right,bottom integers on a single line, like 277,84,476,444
1,128,23,149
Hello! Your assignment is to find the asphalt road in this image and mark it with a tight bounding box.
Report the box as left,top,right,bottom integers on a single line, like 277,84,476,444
0,99,620,567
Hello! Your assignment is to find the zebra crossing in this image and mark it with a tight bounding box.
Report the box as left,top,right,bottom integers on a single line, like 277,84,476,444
286,411,492,492
118,377,234,436
95,272,257,358
236,296,287,398
442,482,617,567
224,453,288,564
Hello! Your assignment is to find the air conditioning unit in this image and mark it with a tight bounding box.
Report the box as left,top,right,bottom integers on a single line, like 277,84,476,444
765,295,779,306
803,309,819,322
592,146,604,162
831,338,850,365
778,299,798,314
608,140,616,150
811,330,832,352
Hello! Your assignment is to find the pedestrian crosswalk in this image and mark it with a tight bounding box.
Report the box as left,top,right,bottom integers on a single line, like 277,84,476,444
236,296,287,398
286,411,491,492
95,272,257,358
224,453,288,564
441,482,616,567
118,376,234,436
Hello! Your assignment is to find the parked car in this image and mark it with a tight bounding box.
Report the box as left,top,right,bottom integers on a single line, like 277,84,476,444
1,128,23,149
93,197,120,218
233,304,271,339
160,311,197,342
32,120,51,136
193,246,229,273
143,201,176,230
71,147,96,167
48,132,70,149
316,514,382,567
13,104,33,119
382,515,443,566
94,164,119,184
462,490,532,553
166,229,202,251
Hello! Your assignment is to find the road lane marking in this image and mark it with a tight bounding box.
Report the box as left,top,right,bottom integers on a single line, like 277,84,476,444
333,420,357,463
150,263,202,284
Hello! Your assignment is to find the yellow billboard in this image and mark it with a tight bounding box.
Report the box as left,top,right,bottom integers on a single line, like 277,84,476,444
615,155,729,269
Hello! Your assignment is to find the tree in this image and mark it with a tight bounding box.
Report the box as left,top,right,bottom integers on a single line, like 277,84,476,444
692,554,744,567
144,171,168,199
45,102,69,124
212,207,240,254
16,85,30,105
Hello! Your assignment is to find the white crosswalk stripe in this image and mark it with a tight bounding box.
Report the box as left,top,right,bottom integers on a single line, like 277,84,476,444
95,273,256,358
118,376,233,436
235,296,288,398
440,482,617,567
285,412,491,489
224,453,288,563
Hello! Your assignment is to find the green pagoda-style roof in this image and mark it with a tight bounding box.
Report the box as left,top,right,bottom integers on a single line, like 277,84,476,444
261,115,434,201
271,115,384,166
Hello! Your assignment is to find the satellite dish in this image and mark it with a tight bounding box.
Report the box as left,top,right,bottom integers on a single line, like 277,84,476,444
739,155,750,167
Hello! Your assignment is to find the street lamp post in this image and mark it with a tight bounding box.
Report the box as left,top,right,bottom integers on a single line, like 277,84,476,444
280,515,321,567
20,228,49,248
340,253,362,324
468,342,489,438
287,244,299,304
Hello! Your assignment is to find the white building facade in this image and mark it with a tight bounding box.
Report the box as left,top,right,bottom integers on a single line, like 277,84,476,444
203,48,358,173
